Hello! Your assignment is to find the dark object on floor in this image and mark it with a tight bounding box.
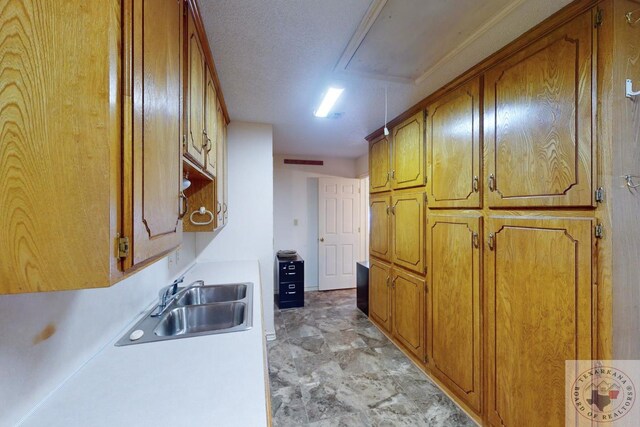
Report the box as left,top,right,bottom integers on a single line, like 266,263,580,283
275,254,304,309
356,261,369,316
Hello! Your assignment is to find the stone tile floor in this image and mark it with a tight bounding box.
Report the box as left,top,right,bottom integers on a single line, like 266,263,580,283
268,289,476,426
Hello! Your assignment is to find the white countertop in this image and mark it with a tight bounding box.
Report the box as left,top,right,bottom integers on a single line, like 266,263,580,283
20,261,270,427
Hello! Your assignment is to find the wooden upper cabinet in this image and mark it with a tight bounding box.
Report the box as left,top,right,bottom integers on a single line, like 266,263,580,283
216,99,227,227
0,1,120,293
392,269,425,360
392,112,425,190
123,0,183,270
427,214,482,412
484,11,595,208
391,191,425,275
485,216,593,427
427,78,481,208
369,194,391,261
186,9,206,167
369,259,392,332
369,135,391,193
204,67,218,176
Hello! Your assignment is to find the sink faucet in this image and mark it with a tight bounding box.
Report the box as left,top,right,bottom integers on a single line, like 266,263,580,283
151,278,204,317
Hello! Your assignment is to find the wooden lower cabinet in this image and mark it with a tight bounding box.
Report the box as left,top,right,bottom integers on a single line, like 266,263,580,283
485,216,593,427
427,214,482,413
369,259,392,331
392,268,425,360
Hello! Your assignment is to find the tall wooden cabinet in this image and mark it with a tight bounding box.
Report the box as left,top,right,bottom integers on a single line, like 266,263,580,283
366,1,634,425
392,112,425,190
186,9,206,167
369,135,392,193
427,214,482,413
369,195,391,261
369,259,392,331
485,216,593,426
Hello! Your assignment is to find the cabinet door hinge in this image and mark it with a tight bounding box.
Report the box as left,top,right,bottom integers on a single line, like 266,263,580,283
595,187,604,203
118,236,130,258
595,8,603,27
595,224,604,239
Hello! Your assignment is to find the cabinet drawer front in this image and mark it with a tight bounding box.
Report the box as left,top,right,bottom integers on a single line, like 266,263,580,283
484,11,594,208
427,214,482,412
278,263,304,283
485,216,593,427
427,78,481,208
393,112,425,190
279,281,304,300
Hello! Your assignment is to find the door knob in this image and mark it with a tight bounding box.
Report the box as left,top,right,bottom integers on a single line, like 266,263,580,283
319,238,324,242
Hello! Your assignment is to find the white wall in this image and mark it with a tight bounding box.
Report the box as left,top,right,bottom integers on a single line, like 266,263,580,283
196,122,275,337
355,152,368,178
273,154,359,291
0,234,196,426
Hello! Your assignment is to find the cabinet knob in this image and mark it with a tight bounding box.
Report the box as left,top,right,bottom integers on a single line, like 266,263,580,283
319,237,324,242
473,176,479,192
488,174,496,192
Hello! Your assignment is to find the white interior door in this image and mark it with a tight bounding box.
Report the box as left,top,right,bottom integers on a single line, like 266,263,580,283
318,177,360,290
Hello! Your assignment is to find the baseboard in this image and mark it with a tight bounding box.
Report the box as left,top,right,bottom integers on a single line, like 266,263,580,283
265,332,277,341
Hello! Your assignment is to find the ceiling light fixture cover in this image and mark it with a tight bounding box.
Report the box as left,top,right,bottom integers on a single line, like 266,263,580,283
314,87,344,118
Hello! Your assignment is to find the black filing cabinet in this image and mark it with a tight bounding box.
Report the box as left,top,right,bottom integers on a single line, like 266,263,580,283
275,255,304,309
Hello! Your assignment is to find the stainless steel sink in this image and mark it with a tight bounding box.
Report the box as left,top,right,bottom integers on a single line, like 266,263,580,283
115,282,253,346
155,303,246,336
174,284,247,306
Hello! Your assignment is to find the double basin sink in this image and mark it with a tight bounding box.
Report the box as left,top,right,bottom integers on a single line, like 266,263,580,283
116,282,253,346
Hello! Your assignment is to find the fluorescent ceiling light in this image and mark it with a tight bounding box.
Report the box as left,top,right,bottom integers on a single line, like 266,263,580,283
314,87,344,118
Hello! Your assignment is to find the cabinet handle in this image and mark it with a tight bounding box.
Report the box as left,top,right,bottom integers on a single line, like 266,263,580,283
386,276,390,288
391,170,395,180
216,201,222,214
392,276,397,289
488,232,495,250
178,192,188,220
223,203,228,214
391,206,396,215
473,176,479,192
472,232,479,248
386,206,390,215
488,174,495,192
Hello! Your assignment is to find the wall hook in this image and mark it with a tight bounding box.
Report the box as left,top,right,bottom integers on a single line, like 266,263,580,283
626,79,640,98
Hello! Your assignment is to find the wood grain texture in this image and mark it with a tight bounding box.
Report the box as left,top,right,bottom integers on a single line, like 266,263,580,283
485,216,593,427
369,259,392,332
391,191,425,274
369,135,391,193
369,194,391,261
186,9,205,166
427,78,481,208
124,0,183,269
392,268,425,360
485,11,594,208
0,0,120,292
204,66,218,176
427,214,482,412
392,112,425,190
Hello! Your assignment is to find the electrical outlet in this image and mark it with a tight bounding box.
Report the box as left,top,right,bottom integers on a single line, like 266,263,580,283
167,252,174,267
293,219,298,226
175,248,181,265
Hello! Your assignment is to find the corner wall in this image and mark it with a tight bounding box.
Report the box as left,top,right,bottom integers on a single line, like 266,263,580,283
195,122,275,337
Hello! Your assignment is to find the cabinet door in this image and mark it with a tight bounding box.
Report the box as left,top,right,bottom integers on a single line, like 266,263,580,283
0,1,120,292
125,0,183,269
186,9,206,166
369,260,392,332
204,67,218,176
485,216,593,427
391,192,425,274
427,78,481,208
427,214,481,412
392,112,425,190
485,11,594,208
392,269,425,360
369,194,391,261
215,99,228,227
369,135,391,193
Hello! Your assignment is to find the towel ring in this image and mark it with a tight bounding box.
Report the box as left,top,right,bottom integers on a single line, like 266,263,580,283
190,206,214,226
623,175,640,191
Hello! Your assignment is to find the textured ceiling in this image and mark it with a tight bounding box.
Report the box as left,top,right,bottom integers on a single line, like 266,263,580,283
199,0,572,159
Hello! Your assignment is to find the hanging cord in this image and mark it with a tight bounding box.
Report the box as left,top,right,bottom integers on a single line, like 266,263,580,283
384,86,389,136
626,8,640,25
